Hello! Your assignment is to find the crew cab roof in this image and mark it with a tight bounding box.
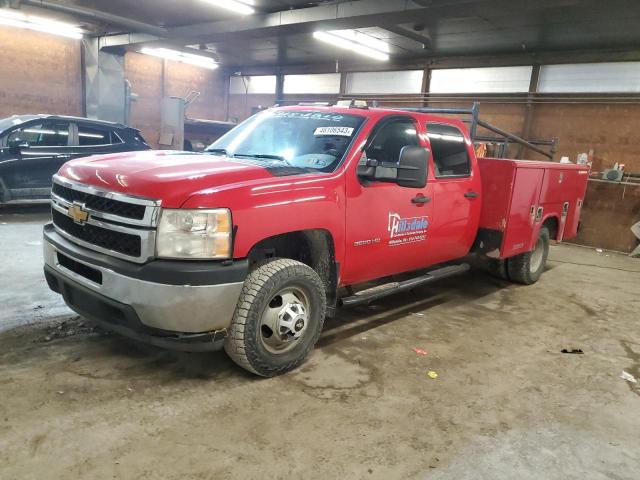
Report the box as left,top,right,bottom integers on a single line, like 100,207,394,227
273,105,469,134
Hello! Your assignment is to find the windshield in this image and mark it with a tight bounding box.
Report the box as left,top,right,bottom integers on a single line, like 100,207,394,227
207,110,365,172
0,116,34,133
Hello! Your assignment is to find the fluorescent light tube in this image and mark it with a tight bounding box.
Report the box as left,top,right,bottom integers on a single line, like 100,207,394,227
328,29,390,54
313,31,390,61
200,0,255,15
0,9,83,39
140,48,219,70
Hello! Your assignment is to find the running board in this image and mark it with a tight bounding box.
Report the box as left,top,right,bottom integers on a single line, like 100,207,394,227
340,264,470,307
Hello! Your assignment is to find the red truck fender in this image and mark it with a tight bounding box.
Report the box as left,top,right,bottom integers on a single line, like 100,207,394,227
241,228,341,317
535,214,561,244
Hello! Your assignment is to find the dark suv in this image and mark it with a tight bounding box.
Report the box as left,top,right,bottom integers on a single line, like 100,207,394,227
0,115,150,205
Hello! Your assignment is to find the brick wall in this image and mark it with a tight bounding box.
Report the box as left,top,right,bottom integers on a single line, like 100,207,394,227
0,26,82,118
124,52,227,148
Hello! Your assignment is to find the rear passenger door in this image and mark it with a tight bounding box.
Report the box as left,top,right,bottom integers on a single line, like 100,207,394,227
424,122,482,264
69,122,126,160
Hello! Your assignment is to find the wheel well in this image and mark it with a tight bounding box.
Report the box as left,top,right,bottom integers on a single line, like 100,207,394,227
542,216,559,240
247,230,339,316
0,177,8,203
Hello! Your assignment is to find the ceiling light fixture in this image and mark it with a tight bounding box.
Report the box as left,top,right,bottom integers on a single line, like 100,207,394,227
0,8,84,39
140,47,219,70
200,0,255,15
313,30,390,61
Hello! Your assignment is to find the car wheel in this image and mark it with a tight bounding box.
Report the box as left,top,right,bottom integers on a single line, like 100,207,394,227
507,227,550,285
224,258,326,377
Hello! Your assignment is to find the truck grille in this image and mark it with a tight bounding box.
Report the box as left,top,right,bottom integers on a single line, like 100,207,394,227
52,209,142,257
50,176,160,263
52,182,146,220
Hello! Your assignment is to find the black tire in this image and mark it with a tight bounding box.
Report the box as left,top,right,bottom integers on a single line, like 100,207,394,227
507,227,550,285
224,258,326,377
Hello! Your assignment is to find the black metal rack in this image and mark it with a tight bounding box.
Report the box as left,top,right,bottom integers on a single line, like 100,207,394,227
393,102,557,160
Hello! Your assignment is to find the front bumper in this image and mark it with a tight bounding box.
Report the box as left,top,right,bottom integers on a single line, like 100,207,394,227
43,224,247,351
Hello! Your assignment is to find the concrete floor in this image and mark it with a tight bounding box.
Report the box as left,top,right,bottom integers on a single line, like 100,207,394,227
1,206,639,479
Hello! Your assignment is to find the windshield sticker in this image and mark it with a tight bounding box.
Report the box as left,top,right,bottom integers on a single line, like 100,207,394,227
388,212,429,246
314,126,354,137
273,111,345,122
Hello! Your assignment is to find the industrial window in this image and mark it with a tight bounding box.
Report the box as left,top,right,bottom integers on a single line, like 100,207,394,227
538,62,640,93
366,118,420,164
77,125,114,146
7,121,70,147
229,75,277,94
426,123,470,177
283,73,341,94
345,70,424,95
429,66,533,93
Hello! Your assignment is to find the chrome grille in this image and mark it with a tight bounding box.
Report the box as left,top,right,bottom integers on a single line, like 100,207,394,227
51,176,160,263
52,182,146,220
52,209,142,257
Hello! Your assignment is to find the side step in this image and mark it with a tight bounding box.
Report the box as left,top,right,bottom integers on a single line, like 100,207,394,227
340,263,470,307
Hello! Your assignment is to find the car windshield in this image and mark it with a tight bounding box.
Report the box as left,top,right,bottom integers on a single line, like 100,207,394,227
206,110,365,172
0,116,33,133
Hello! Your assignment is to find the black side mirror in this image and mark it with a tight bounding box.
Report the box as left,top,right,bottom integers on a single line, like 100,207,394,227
357,146,429,189
396,146,429,188
8,139,29,153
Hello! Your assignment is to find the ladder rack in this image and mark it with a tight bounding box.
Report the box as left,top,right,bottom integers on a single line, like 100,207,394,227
393,102,557,160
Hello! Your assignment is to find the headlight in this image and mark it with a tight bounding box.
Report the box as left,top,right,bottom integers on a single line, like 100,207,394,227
156,208,232,259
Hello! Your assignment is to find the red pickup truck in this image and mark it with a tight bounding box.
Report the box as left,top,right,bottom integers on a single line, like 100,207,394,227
43,103,589,376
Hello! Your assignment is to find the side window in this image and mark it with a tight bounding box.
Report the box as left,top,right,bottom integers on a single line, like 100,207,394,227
426,123,471,177
77,124,111,146
111,130,124,144
366,118,420,163
7,122,69,147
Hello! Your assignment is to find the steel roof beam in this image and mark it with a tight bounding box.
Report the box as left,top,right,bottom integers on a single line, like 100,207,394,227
99,0,488,50
22,0,168,36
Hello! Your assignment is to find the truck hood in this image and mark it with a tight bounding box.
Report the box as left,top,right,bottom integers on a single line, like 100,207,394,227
58,150,280,208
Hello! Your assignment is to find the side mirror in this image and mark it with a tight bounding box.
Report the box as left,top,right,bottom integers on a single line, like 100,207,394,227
357,146,429,188
8,139,29,153
396,146,429,188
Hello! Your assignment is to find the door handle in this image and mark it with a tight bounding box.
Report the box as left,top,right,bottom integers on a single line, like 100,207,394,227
411,195,431,205
464,191,479,199
56,154,71,160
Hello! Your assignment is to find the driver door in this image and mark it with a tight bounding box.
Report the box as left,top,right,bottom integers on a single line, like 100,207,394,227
3,120,72,193
343,115,434,285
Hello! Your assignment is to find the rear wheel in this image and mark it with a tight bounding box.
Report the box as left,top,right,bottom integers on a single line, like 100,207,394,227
224,258,326,377
507,227,550,285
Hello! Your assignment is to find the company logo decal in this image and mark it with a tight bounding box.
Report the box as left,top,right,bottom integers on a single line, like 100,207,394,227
388,212,429,246
67,203,89,225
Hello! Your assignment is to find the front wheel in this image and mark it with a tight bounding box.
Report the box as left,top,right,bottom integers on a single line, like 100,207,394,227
224,258,326,377
507,227,550,285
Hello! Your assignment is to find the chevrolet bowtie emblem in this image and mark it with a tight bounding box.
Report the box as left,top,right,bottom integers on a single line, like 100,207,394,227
68,203,89,225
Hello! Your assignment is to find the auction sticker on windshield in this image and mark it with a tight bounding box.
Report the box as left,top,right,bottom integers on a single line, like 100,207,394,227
314,126,355,136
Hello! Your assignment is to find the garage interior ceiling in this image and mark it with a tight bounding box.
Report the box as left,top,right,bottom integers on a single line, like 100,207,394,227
11,0,640,68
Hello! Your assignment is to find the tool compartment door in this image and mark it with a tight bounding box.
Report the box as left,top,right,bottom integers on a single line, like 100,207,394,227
540,168,589,241
501,167,544,258
562,169,589,239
